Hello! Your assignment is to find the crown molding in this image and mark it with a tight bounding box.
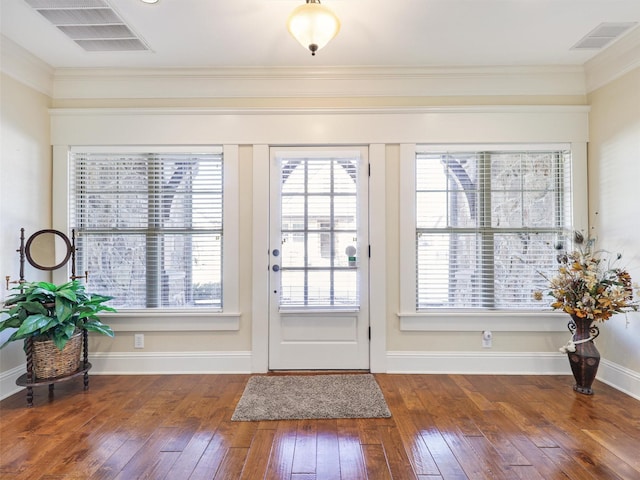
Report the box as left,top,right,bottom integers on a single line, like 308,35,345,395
0,35,53,96
585,26,640,93
5,26,637,100
0,38,591,100
52,65,587,100
49,104,591,116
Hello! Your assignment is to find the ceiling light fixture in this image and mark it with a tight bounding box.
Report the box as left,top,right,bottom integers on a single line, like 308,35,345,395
287,0,340,56
140,0,159,4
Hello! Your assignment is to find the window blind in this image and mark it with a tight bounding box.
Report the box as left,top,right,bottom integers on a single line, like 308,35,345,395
279,156,360,308
416,147,572,310
69,150,223,309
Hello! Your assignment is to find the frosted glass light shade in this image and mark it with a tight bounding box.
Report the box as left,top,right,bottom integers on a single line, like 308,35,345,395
287,0,340,55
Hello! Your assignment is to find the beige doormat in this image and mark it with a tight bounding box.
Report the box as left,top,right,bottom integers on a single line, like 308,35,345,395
231,374,391,421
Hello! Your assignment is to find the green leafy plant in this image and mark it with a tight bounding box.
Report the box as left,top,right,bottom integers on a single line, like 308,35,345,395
0,281,115,350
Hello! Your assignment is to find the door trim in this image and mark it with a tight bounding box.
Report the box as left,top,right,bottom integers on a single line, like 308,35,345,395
368,144,387,372
251,143,387,372
268,146,369,370
251,144,270,373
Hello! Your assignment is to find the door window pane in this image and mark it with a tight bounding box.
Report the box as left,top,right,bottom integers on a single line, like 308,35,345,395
279,156,360,308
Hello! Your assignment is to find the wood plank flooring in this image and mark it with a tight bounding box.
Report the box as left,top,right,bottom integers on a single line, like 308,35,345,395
1,373,639,479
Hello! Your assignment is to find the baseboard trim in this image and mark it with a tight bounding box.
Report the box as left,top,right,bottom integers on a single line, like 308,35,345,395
0,352,252,401
0,364,26,401
88,351,252,375
386,351,571,375
4,351,637,401
386,352,640,400
596,359,640,401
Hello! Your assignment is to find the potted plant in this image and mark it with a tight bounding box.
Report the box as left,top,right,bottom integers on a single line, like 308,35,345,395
0,280,115,379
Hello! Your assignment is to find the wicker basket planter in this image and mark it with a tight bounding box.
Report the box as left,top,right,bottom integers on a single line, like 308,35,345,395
33,331,83,379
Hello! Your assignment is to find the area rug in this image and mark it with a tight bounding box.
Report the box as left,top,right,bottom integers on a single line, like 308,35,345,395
231,374,391,421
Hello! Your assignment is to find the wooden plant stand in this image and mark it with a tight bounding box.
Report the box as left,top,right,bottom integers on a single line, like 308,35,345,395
15,329,91,407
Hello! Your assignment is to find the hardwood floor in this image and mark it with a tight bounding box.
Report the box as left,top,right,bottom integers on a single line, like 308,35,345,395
1,373,639,479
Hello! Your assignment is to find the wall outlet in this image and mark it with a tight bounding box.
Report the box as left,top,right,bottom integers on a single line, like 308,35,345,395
134,333,144,349
482,330,492,348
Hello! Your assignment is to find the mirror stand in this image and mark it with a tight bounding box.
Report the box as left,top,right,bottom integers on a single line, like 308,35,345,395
6,228,92,407
5,228,26,290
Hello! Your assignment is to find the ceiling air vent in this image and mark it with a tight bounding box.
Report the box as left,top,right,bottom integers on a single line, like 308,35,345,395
571,22,638,50
24,0,150,52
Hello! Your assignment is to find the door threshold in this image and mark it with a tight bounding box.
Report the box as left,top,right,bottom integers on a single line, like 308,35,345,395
266,369,370,375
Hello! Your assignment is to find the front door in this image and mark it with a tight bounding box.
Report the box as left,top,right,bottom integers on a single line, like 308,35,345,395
269,147,370,370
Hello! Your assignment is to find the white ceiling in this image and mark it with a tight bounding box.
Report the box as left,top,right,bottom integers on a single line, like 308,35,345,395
2,0,640,71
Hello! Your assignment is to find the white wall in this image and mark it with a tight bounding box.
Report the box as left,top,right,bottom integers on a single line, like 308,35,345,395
0,73,52,398
3,44,640,398
587,67,640,396
48,106,589,378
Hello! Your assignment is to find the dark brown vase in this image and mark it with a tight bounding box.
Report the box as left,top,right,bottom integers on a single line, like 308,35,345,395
567,315,600,395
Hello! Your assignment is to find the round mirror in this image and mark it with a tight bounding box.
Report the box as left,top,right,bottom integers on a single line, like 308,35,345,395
25,229,72,271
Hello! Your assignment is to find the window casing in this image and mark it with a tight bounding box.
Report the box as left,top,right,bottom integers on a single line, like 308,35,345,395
415,145,572,311
69,149,224,310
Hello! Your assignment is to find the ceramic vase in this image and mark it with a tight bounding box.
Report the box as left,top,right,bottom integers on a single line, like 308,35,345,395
567,315,600,395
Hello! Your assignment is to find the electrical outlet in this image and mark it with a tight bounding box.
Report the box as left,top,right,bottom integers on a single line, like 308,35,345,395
482,330,492,348
134,333,144,349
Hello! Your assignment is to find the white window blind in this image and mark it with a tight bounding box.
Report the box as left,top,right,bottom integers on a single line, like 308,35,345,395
416,147,572,310
69,150,223,310
279,156,359,308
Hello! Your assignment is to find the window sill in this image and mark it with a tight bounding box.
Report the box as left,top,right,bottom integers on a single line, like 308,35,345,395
398,311,569,332
279,308,360,315
102,311,241,332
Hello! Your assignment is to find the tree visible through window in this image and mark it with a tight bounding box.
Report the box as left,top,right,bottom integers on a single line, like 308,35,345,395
69,150,223,309
416,148,572,310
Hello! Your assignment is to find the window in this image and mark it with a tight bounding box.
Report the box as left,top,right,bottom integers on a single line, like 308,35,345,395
69,149,223,310
415,146,572,310
278,154,360,309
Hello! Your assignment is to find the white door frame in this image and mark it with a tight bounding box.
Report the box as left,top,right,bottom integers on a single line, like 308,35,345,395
252,144,387,372
268,146,370,370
